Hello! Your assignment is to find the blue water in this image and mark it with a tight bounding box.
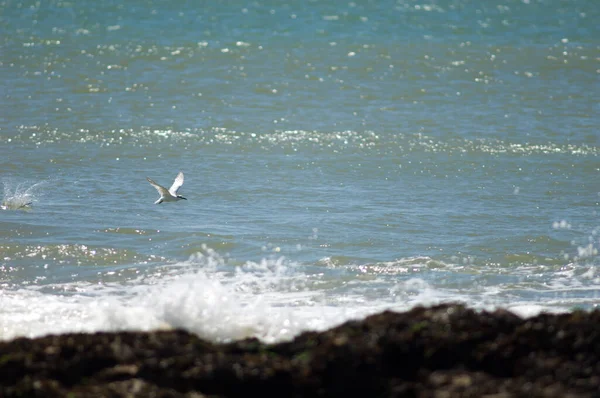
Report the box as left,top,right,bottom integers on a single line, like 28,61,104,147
1,0,599,342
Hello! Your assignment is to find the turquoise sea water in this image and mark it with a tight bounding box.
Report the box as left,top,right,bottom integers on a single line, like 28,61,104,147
1,0,599,342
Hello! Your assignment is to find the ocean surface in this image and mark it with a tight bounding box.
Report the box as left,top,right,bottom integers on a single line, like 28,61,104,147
1,0,599,343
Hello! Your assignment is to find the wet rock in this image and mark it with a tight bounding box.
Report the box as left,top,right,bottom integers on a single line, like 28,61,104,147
1,304,598,397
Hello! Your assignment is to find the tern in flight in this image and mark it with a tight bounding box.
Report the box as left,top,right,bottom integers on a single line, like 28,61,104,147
147,171,187,204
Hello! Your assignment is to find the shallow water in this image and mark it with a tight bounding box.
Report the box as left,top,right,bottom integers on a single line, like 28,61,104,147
1,0,599,343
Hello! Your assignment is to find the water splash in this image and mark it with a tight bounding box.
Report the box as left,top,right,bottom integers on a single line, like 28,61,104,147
1,179,46,210
0,248,406,343
2,244,590,343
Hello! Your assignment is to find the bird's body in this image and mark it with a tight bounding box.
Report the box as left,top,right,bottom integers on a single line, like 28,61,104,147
1,201,32,210
147,172,187,204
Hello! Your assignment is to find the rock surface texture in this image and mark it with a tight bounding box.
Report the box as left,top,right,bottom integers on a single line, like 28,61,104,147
1,304,599,397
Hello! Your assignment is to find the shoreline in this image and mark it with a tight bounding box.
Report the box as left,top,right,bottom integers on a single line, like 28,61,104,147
1,303,598,397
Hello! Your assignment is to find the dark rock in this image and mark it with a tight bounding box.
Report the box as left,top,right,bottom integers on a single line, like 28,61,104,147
1,304,598,397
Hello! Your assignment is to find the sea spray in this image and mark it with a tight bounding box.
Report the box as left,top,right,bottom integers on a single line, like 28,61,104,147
1,179,46,210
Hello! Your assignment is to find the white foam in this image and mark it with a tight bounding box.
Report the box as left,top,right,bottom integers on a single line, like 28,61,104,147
0,251,411,343
4,246,593,343
507,304,565,318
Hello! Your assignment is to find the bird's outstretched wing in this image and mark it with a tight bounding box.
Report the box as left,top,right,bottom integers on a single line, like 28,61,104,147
169,172,184,196
147,177,170,196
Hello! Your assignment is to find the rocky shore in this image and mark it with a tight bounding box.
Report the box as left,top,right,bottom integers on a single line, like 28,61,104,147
1,304,599,397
